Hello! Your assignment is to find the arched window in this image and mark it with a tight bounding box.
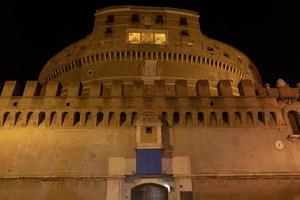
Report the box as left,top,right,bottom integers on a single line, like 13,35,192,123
131,112,137,126
26,112,33,126
38,112,46,126
173,112,180,125
61,112,69,126
96,112,104,126
14,112,22,126
197,112,204,126
120,112,126,126
185,112,192,126
73,112,81,126
84,112,92,126
246,112,254,126
2,112,10,126
131,184,168,200
222,112,230,126
108,112,114,126
234,111,242,127
258,112,265,125
50,112,57,126
210,112,217,126
288,111,300,135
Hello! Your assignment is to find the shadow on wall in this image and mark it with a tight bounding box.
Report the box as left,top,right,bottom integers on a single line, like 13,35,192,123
161,112,173,158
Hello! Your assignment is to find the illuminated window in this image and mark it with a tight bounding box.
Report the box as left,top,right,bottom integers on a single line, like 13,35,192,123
128,29,167,45
154,33,166,44
128,32,141,44
142,33,154,44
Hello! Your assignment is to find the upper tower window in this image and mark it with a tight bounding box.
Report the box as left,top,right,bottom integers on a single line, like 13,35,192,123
131,14,140,23
181,30,189,36
154,33,166,44
106,15,115,24
128,32,141,44
142,33,154,44
105,27,113,35
180,17,188,26
156,15,164,24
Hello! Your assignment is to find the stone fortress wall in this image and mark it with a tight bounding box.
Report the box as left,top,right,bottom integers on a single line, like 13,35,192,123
1,5,300,200
0,79,300,199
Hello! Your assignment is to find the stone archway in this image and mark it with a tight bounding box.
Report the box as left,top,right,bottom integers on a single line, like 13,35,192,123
131,183,168,200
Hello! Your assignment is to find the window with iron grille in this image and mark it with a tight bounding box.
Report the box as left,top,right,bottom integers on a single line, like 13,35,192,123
131,14,140,23
156,15,164,24
180,17,188,26
106,15,114,24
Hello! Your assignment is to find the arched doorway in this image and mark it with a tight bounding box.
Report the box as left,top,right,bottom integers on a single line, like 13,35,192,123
131,183,168,200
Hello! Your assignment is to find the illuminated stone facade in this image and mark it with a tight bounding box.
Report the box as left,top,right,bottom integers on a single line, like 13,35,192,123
0,5,300,200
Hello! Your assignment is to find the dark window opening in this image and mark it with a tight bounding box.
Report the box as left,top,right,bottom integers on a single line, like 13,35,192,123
156,15,164,24
106,15,114,24
105,27,113,35
197,112,204,124
131,14,140,23
223,52,230,57
288,111,300,135
173,112,180,124
258,112,265,125
222,112,230,126
73,112,80,126
120,112,126,126
38,112,46,126
210,112,217,126
207,47,214,51
96,112,104,126
181,30,189,36
180,17,188,26
146,127,152,134
131,112,137,126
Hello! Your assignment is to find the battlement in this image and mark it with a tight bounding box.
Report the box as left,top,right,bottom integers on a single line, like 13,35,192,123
0,79,298,130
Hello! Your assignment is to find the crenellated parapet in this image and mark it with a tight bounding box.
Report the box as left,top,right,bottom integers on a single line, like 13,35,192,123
0,79,298,131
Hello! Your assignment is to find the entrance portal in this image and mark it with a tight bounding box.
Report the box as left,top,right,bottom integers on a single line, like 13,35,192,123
131,184,168,200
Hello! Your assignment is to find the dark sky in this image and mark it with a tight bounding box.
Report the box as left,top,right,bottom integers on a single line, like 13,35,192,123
1,0,300,87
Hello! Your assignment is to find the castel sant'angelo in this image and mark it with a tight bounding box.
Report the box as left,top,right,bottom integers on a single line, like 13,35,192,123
0,5,300,200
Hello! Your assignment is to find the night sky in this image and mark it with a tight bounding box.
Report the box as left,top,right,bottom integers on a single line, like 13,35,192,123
1,0,300,87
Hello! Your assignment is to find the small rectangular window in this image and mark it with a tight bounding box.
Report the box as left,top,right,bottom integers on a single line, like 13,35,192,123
180,17,188,26
146,127,152,133
105,27,113,35
131,14,140,23
156,15,164,24
106,15,114,24
181,30,189,36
